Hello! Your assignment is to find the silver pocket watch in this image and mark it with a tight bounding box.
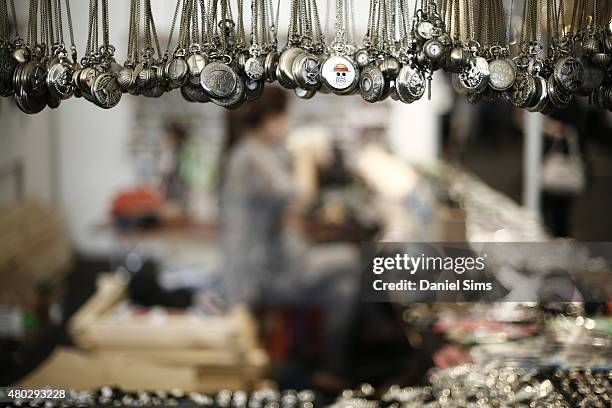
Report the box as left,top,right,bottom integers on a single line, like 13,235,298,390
186,49,208,85
46,57,76,100
553,56,585,93
525,75,548,113
200,60,238,99
395,64,426,103
276,47,303,89
264,50,279,82
91,72,122,109
212,75,246,109
321,54,359,95
0,45,17,97
164,54,189,87
488,58,517,91
245,77,264,102
458,56,490,94
359,64,386,103
292,52,322,91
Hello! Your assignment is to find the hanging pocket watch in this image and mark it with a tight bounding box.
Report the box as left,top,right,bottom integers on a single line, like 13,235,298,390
294,86,316,99
423,39,445,64
276,47,303,89
553,56,585,94
46,56,76,100
264,50,280,82
0,45,17,97
504,71,537,108
445,46,469,73
21,60,48,98
164,52,189,87
245,56,265,81
91,72,122,109
577,56,604,96
186,47,208,85
321,54,359,95
378,56,401,80
245,77,264,102
181,83,210,103
354,48,371,69
414,18,435,42
488,58,517,91
547,75,572,109
292,52,322,91
200,60,238,99
458,56,490,94
118,63,136,93
212,75,246,109
395,64,426,103
525,76,548,113
359,64,387,103
136,61,158,92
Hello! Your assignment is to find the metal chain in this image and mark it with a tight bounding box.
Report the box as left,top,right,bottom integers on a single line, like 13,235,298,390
311,0,324,46
146,0,162,58
0,0,8,41
101,0,109,54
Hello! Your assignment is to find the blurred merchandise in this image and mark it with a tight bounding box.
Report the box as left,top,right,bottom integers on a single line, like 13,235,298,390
111,188,163,231
62,274,267,392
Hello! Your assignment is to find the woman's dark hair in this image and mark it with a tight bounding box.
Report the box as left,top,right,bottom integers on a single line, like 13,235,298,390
218,87,289,187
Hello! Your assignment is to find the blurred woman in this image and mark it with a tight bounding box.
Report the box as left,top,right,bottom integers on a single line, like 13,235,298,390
218,86,359,388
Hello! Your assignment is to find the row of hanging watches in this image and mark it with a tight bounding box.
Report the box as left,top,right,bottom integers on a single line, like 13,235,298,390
442,0,612,113
1,0,81,113
2,0,612,113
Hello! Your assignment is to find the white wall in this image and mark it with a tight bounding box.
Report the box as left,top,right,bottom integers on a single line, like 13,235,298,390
0,101,54,206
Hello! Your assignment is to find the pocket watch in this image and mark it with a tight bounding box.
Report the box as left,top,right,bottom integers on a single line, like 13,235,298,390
186,50,207,85
46,57,76,100
414,19,435,42
378,56,401,80
458,56,490,94
75,66,99,95
264,50,280,82
245,56,265,80
553,56,585,93
117,64,136,92
577,56,604,96
292,52,322,91
0,45,17,97
245,77,264,102
21,60,48,98
354,48,371,68
423,39,445,63
294,86,316,99
504,71,537,108
212,75,245,109
91,72,122,109
359,64,386,103
321,54,359,95
526,76,548,113
446,47,469,73
136,62,158,92
200,61,238,99
276,47,303,89
488,58,517,91
547,75,572,109
164,55,189,87
181,83,210,103
395,64,426,103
